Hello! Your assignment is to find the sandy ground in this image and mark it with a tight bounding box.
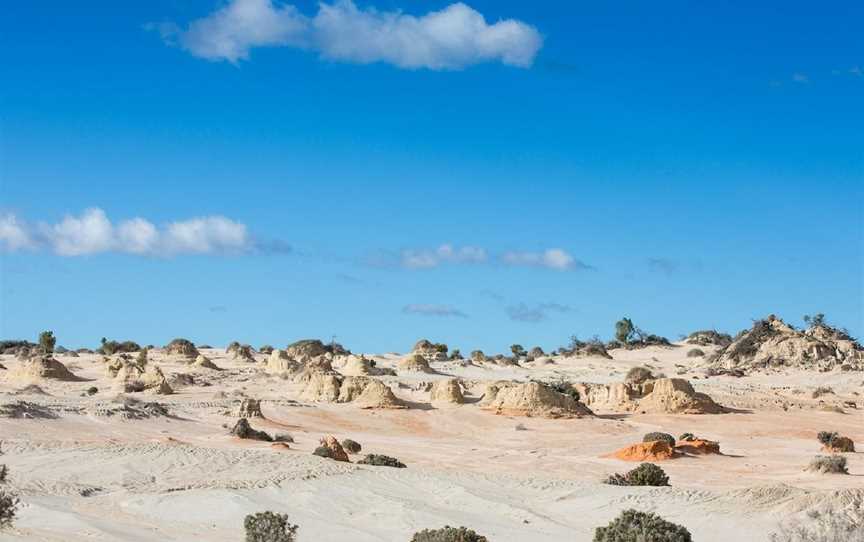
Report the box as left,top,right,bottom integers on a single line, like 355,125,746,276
0,344,862,541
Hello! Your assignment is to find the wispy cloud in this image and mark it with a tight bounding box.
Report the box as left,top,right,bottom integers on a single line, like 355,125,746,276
647,257,679,275
792,72,810,84
402,304,468,318
401,244,487,269
151,0,542,69
501,248,592,271
0,208,286,257
506,302,571,323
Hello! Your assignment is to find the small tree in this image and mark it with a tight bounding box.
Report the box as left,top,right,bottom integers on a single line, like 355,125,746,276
510,344,526,357
803,313,826,328
411,526,489,542
38,330,56,353
244,511,298,542
615,318,636,344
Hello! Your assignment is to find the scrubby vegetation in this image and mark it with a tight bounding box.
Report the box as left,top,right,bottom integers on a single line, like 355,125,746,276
770,510,864,542
548,380,580,401
678,432,695,442
624,366,655,385
817,432,839,447
685,329,733,346
410,526,489,542
594,509,692,542
166,338,198,357
605,463,670,486
99,337,142,355
806,455,848,474
643,432,676,447
0,446,17,530
341,439,362,454
613,318,671,348
38,330,56,353
244,511,299,542
357,454,406,468
258,345,274,354
510,344,526,358
686,348,704,358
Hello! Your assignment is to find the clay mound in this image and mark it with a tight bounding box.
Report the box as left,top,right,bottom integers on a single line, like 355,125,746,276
353,379,405,409
398,353,435,374
299,371,342,402
484,382,593,418
265,350,302,375
430,379,464,406
675,439,721,455
477,381,510,405
113,363,173,395
165,338,199,358
576,382,640,411
193,354,221,370
823,436,855,453
338,376,371,403
635,378,724,414
9,356,82,382
339,355,374,376
286,339,348,363
713,315,864,372
610,440,677,461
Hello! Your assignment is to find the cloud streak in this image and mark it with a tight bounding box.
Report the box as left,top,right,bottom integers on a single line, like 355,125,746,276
402,304,468,318
502,248,592,271
506,302,571,323
0,208,285,257
154,0,542,69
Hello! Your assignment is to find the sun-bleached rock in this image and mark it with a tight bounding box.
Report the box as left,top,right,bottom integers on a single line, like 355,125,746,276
484,382,593,418
9,356,81,382
430,378,464,406
299,371,342,402
194,354,221,370
265,349,301,375
338,376,371,403
635,378,723,414
398,353,435,374
353,379,405,409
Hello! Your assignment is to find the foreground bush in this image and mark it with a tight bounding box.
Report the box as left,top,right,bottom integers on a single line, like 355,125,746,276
244,511,298,542
0,458,17,530
606,463,669,486
357,454,406,468
594,509,691,542
643,432,675,447
807,455,848,474
770,510,864,542
410,526,489,542
341,438,362,454
38,330,56,353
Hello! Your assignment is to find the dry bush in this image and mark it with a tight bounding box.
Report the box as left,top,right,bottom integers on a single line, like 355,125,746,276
244,511,298,542
411,526,488,542
594,509,692,542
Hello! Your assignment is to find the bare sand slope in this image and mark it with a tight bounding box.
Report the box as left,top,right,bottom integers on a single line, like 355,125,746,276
0,345,862,540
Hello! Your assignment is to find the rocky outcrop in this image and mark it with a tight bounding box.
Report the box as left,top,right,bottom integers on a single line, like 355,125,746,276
398,353,436,374
823,436,855,453
578,378,722,414
265,349,302,375
298,370,342,402
337,376,371,403
353,379,405,409
234,398,264,418
484,382,593,418
713,316,864,372
675,439,721,455
610,440,677,461
9,356,82,382
411,339,448,361
315,435,349,462
430,378,464,406
165,338,199,358
193,354,221,370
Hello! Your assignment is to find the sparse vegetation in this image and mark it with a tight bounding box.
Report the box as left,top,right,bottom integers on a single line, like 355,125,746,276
0,450,17,530
244,511,298,542
341,439,362,454
615,318,637,344
470,350,486,362
685,329,733,346
593,509,692,542
605,463,670,486
86,386,98,396
806,455,848,474
99,338,141,355
510,344,526,357
166,338,198,357
258,345,274,354
678,432,695,442
816,432,839,446
357,454,406,468
770,510,864,542
643,432,676,447
624,366,654,385
410,526,488,542
548,380,580,401
686,348,704,358
38,330,56,353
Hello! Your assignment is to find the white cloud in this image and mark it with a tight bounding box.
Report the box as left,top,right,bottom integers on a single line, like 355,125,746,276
792,72,810,84
402,304,467,318
502,248,589,271
157,0,542,69
0,214,37,251
401,243,487,269
172,0,309,63
0,208,262,257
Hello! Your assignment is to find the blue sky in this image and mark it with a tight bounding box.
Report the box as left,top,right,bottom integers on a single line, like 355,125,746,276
1,0,862,353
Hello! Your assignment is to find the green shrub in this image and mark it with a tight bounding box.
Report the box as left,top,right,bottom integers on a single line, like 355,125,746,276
643,432,675,447
341,439,362,454
678,432,695,442
594,509,691,542
510,344,526,357
244,511,298,542
99,338,141,355
38,331,56,353
807,455,848,474
86,386,98,396
410,526,488,542
606,463,669,487
817,431,839,446
259,345,274,354
357,454,406,468
624,367,654,385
